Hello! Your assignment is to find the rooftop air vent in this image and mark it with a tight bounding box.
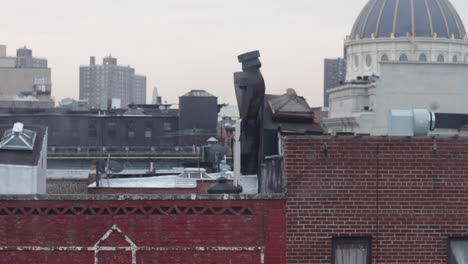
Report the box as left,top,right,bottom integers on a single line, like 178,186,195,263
388,109,436,137
0,123,36,151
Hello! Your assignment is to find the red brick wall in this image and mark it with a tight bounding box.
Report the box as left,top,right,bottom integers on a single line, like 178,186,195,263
0,196,286,264
284,136,468,263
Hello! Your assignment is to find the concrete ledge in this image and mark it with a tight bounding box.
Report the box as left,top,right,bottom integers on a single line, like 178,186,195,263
0,193,286,201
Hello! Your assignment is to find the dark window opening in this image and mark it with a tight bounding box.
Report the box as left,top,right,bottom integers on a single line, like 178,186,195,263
144,121,152,139
448,238,468,264
164,122,172,131
438,54,445,62
332,237,371,264
126,121,136,139
107,122,117,138
88,120,97,137
71,120,79,138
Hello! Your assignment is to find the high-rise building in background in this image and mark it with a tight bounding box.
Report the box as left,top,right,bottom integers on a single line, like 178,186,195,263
0,45,52,102
15,46,48,68
323,58,346,107
151,87,162,104
79,56,146,110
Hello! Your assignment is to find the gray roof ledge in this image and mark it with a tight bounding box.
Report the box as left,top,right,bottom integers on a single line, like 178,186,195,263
0,193,286,201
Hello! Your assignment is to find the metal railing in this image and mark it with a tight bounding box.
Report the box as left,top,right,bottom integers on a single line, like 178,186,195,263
48,146,198,155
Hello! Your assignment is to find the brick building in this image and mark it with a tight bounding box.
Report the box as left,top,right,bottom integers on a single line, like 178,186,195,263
0,194,286,264
3,135,468,263
283,136,468,263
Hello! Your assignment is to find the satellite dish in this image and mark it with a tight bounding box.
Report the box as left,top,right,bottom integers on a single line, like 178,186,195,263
108,160,124,173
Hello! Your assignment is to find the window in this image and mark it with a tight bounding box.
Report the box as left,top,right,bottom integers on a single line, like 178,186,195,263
71,120,79,138
164,122,173,131
201,173,211,179
354,55,359,69
126,121,136,139
399,54,408,62
88,120,97,137
107,122,117,138
453,56,458,63
144,121,152,139
448,238,468,264
438,54,445,62
381,54,389,62
189,173,200,179
419,54,427,62
365,55,372,67
333,237,371,264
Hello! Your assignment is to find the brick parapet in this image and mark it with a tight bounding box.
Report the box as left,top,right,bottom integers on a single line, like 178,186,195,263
0,196,286,263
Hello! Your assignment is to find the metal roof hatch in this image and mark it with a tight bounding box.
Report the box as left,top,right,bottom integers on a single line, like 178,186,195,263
0,123,36,151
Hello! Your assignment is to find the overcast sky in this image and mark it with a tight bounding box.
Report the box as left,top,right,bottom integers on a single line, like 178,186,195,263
2,0,468,106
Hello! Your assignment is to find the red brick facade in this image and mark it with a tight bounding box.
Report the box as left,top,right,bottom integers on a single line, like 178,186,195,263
284,136,468,263
0,195,286,264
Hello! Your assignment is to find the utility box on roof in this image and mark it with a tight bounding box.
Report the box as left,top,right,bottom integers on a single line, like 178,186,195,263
388,109,435,137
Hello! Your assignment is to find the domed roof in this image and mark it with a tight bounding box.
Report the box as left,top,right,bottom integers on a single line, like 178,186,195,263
350,0,467,40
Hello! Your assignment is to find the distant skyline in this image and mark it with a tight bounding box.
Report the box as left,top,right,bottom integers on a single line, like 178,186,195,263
2,0,468,107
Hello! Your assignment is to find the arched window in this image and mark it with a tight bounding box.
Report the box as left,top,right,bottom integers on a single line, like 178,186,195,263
453,56,458,63
437,54,445,62
399,54,408,62
381,54,389,61
419,54,427,62
365,55,372,67
354,55,359,69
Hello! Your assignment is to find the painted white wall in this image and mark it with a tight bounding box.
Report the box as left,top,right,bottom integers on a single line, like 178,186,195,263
0,57,15,68
0,165,38,194
0,128,47,194
326,62,468,135
36,128,48,193
328,84,376,118
372,62,468,135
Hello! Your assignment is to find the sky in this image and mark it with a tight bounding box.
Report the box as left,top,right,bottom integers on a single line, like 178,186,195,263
2,0,468,107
